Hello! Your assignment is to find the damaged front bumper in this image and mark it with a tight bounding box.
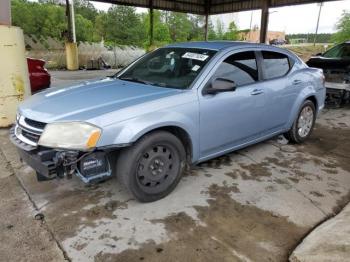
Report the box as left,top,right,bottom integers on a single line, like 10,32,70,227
10,126,113,183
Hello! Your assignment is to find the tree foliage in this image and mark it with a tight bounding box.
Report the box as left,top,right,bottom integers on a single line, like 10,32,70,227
286,33,333,43
332,11,350,43
102,6,145,45
12,0,66,39
12,0,242,47
223,21,239,40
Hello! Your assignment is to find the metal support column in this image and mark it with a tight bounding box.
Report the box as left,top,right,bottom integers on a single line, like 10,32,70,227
65,0,79,70
149,0,154,47
204,15,209,41
0,0,11,25
204,0,210,41
260,0,269,43
313,2,323,46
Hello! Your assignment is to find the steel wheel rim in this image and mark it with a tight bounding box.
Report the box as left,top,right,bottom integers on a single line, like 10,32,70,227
136,144,179,194
297,106,314,138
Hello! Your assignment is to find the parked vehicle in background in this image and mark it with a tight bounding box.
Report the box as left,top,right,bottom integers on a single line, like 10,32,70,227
11,42,325,202
269,39,286,45
27,58,51,94
306,41,350,107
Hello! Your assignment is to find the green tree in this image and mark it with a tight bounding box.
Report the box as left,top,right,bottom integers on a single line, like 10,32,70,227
167,12,192,42
215,19,225,39
223,21,238,40
287,33,333,43
207,18,217,40
332,11,350,43
104,5,145,46
188,15,205,41
12,0,66,39
93,12,108,42
40,3,66,39
75,14,94,42
142,10,171,47
74,0,98,22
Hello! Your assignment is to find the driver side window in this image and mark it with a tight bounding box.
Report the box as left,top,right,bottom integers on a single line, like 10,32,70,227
212,51,258,87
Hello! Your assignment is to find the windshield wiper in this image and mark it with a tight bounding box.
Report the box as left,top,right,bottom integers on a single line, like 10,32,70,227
119,77,153,86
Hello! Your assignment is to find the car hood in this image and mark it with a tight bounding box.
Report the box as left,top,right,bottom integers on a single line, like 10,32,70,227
306,56,350,71
19,78,182,123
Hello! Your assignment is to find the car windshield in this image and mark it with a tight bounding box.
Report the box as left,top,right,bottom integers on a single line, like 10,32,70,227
117,47,216,89
323,43,350,59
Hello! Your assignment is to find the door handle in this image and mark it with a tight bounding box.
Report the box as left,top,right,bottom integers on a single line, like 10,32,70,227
250,89,264,95
293,79,302,85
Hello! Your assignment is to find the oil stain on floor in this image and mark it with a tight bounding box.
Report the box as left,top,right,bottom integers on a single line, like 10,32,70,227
95,183,306,262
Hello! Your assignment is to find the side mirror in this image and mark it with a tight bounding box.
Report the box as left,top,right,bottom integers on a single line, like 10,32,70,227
204,78,237,95
315,52,323,56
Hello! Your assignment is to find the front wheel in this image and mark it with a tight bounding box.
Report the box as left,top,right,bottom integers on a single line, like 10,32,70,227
285,100,316,143
116,131,186,202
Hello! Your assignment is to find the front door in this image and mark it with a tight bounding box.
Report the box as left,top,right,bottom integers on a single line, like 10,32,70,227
199,51,266,159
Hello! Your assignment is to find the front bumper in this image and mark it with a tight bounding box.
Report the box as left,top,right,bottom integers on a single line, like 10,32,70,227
10,126,113,183
17,147,59,180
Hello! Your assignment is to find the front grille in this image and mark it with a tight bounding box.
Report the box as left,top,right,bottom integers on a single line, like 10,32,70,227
24,118,46,129
22,129,41,143
15,116,46,147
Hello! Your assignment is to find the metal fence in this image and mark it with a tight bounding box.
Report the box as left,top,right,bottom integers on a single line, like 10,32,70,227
24,35,145,69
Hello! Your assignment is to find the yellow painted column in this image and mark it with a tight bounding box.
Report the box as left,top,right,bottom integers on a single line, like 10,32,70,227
0,26,30,127
65,42,79,70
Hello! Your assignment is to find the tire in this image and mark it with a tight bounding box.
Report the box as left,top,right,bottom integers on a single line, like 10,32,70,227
116,131,186,202
285,100,316,144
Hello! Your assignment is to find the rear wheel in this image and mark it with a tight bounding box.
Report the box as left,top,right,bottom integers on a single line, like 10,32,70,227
285,100,316,143
116,131,186,202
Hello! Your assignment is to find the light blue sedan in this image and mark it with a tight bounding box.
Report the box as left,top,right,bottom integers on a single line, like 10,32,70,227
11,41,325,202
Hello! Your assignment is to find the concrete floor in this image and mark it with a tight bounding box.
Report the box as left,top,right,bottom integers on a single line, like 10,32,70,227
50,69,119,87
0,70,349,261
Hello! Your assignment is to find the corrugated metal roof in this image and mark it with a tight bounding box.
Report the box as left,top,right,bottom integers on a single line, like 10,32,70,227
166,40,255,50
92,0,339,15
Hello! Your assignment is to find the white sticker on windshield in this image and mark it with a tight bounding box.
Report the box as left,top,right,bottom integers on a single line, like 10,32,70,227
182,52,209,61
192,65,201,71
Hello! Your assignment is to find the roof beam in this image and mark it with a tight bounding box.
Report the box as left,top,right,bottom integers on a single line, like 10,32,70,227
259,0,269,43
92,0,340,15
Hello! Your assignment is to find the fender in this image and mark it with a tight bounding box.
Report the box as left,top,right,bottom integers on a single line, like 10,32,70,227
97,105,200,162
286,85,319,129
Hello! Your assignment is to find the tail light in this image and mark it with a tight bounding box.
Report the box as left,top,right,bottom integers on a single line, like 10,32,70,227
319,69,325,85
27,58,46,71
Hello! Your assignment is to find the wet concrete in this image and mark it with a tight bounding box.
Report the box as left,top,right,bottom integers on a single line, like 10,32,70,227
50,69,118,88
0,108,349,261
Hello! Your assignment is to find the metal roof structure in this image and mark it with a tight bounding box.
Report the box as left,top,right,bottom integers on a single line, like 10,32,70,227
92,0,339,15
167,40,262,50
92,0,338,42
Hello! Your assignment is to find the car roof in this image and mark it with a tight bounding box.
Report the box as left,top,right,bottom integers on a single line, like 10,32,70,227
164,41,301,62
165,41,265,51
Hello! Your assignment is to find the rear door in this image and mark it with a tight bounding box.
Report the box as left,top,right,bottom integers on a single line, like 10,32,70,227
258,50,295,132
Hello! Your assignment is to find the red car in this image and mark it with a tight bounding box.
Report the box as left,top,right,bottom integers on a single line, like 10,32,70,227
27,58,51,94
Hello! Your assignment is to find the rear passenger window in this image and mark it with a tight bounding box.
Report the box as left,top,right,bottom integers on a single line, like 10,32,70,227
262,51,290,79
212,51,258,87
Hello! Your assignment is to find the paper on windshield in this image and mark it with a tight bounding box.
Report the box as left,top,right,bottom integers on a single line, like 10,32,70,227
192,65,201,71
182,52,209,61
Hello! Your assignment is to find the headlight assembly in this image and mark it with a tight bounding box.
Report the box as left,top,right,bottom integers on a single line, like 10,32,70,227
38,122,101,151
